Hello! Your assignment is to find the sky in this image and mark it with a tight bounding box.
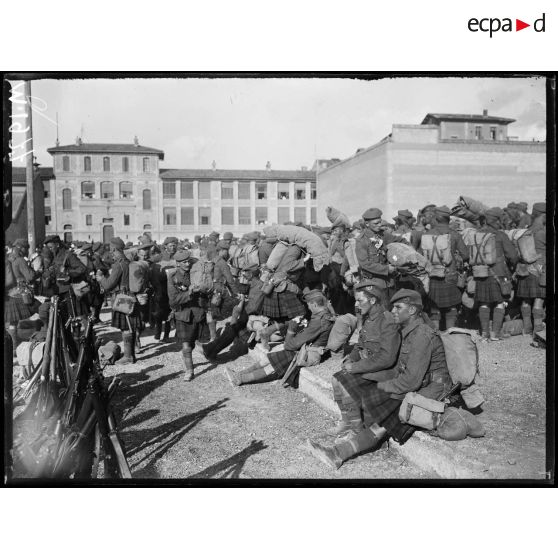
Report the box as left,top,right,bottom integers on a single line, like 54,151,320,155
15,76,547,170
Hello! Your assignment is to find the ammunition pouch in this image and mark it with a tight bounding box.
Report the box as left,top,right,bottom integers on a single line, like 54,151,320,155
399,392,446,430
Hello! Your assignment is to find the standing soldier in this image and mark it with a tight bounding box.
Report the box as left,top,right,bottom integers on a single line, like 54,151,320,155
167,250,209,381
95,237,143,364
161,237,179,261
474,208,519,341
516,202,532,229
392,209,421,249
421,205,469,331
516,202,546,334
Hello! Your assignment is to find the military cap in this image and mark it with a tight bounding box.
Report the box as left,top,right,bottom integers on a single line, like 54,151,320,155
352,220,364,230
216,240,230,250
13,238,29,248
485,207,503,220
110,237,125,250
507,202,518,209
125,241,133,247
163,236,179,245
362,207,382,220
209,231,220,239
434,205,451,218
223,231,233,241
44,235,61,244
354,279,385,300
532,202,546,216
390,288,422,307
242,231,259,242
175,250,191,262
420,204,436,214
394,209,413,221
303,289,327,305
517,202,528,212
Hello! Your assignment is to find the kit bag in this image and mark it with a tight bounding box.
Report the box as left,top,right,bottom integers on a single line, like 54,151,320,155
465,232,497,277
189,259,215,293
505,229,539,264
399,392,446,430
420,234,452,278
113,293,136,315
502,319,524,336
439,327,479,388
296,343,326,368
129,260,150,293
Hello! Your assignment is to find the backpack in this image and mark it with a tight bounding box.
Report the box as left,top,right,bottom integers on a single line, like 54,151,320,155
5,259,16,289
76,252,89,268
464,231,497,277
420,234,452,277
189,259,215,293
128,260,149,293
506,229,538,264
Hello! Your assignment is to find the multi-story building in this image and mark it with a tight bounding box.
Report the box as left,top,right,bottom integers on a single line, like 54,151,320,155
40,139,318,243
317,111,546,224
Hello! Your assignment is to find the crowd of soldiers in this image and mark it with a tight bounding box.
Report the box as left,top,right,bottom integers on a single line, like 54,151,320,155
4,197,546,470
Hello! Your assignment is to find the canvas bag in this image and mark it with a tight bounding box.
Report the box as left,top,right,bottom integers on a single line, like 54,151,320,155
420,234,452,277
129,260,150,293
506,229,539,264
439,327,479,388
189,259,215,293
113,293,136,315
399,392,446,430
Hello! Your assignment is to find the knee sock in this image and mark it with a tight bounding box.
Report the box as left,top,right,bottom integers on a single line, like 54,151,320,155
492,307,505,337
334,425,386,462
479,307,490,335
521,302,532,332
533,308,545,331
445,307,457,329
7,326,18,355
239,363,276,384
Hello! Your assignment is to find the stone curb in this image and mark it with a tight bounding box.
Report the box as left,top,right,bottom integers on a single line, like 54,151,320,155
297,365,490,479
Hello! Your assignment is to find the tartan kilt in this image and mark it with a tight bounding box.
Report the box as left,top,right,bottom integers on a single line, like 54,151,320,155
175,319,209,344
334,371,415,444
427,277,462,309
4,295,34,324
268,348,297,377
515,273,546,299
261,291,305,319
111,307,144,332
474,276,504,304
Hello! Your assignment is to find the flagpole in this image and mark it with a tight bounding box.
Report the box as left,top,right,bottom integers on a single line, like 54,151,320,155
24,80,36,252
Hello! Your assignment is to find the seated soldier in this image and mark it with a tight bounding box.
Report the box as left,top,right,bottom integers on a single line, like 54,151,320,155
306,288,452,470
224,290,333,386
327,279,401,437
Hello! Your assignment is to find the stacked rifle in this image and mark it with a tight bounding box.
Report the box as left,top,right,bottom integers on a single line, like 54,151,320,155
14,296,131,479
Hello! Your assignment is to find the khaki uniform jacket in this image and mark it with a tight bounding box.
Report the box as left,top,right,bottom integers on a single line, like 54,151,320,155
167,266,207,322
98,253,129,294
44,248,87,294
283,309,334,352
348,304,401,379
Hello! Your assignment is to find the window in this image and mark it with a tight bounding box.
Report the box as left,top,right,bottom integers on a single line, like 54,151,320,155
310,183,316,200
124,214,130,226
163,181,176,199
277,182,290,200
81,181,95,199
294,207,306,223
163,207,176,226
45,206,52,226
295,183,306,200
62,156,70,171
238,182,251,199
256,181,267,200
278,207,290,224
143,157,150,172
84,214,92,226
62,188,72,210
475,125,482,140
63,225,72,243
198,181,211,199
221,182,234,199
490,127,497,140
199,207,211,225
101,181,114,199
143,189,151,210
310,207,317,225
143,224,152,230
221,207,234,225
180,180,193,199
122,157,129,172
44,188,50,199
84,156,91,172
238,206,251,225
181,207,194,225
119,181,133,199
256,207,268,225
103,157,110,171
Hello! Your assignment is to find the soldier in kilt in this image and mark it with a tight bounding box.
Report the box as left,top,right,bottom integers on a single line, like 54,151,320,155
95,237,143,364
306,289,452,470
474,209,519,341
515,202,546,334
148,245,173,342
168,250,210,381
422,206,469,331
224,290,333,386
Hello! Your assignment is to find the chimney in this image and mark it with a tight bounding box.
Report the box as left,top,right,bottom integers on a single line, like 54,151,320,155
266,161,271,171
212,160,217,170
133,135,139,147
75,136,80,146
483,109,488,116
